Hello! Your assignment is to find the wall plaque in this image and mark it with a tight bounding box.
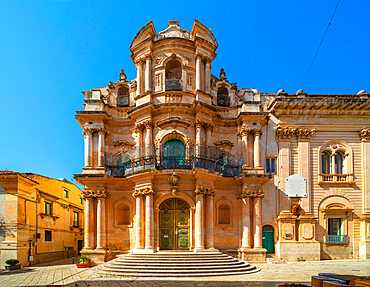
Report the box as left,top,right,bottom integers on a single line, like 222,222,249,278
285,174,307,197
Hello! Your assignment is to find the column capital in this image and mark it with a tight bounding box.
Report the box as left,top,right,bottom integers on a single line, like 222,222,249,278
95,190,109,199
195,53,204,60
240,126,253,136
81,189,95,199
204,122,213,132
144,120,153,129
134,122,145,132
133,185,154,197
276,126,296,140
206,189,215,196
83,127,94,137
239,189,264,199
195,119,205,129
360,128,370,140
195,185,206,195
253,128,262,136
295,127,315,140
97,127,107,136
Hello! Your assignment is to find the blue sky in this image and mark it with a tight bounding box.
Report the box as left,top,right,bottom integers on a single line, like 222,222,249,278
0,0,369,182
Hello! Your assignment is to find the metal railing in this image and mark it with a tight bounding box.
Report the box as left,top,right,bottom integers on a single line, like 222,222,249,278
105,145,242,177
325,235,349,244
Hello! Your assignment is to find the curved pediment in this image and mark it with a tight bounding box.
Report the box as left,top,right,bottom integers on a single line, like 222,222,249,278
157,117,192,129
130,20,156,50
190,19,218,48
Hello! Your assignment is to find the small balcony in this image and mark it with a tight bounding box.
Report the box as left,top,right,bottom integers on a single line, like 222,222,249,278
106,145,242,177
325,235,349,244
318,174,354,185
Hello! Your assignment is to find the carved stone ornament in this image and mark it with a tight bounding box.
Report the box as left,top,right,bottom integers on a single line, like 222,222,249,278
81,190,109,199
81,190,95,199
239,189,264,199
291,202,302,216
95,190,109,198
239,126,254,136
220,68,226,81
113,140,135,149
214,140,234,151
360,128,370,140
169,173,180,195
108,81,117,89
276,126,296,139
133,186,154,197
295,127,315,140
195,186,214,196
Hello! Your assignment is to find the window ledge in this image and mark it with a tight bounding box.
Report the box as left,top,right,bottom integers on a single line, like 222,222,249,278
40,213,59,220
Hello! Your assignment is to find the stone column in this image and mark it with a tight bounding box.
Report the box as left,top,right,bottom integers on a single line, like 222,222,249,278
135,124,143,158
297,128,315,213
145,57,151,92
194,186,205,251
98,129,105,167
136,61,142,96
241,127,250,167
196,55,202,91
240,193,251,249
144,187,154,252
195,120,202,157
205,60,211,94
82,191,94,249
253,129,262,168
205,189,215,249
133,189,144,250
96,191,107,250
253,192,264,249
83,128,93,168
145,121,152,157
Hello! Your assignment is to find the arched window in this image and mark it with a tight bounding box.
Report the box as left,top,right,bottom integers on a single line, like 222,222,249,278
162,139,186,167
116,205,130,225
165,59,182,91
217,87,230,107
335,151,344,174
322,151,331,174
117,87,129,107
218,204,230,225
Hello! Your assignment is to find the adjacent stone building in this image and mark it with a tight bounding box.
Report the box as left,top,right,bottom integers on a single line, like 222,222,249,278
0,172,84,267
74,20,370,264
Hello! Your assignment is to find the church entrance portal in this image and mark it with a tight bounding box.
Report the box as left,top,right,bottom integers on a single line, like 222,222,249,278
159,198,190,250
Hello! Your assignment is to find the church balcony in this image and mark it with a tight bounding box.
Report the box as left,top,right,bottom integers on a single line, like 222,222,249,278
105,145,242,177
318,174,354,185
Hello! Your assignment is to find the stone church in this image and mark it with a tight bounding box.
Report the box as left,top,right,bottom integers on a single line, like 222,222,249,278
75,20,370,264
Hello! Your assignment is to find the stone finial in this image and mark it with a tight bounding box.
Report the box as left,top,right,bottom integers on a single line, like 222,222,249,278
277,89,285,96
168,20,179,27
220,68,226,81
357,90,366,95
119,69,127,81
296,89,304,95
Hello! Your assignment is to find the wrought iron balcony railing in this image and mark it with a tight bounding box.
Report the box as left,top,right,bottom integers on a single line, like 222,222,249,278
105,145,242,177
325,235,349,244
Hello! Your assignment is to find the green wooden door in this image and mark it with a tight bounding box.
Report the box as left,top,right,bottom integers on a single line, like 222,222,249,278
262,227,275,254
159,198,190,250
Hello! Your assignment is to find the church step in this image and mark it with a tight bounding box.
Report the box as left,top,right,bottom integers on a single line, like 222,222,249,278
94,251,259,277
104,262,249,270
95,265,257,274
108,260,242,266
94,269,259,277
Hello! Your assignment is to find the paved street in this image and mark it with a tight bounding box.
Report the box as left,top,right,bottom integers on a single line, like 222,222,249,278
0,259,369,287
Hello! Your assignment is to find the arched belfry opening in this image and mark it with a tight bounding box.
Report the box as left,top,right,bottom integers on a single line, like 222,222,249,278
217,86,230,107
117,86,129,107
165,59,182,91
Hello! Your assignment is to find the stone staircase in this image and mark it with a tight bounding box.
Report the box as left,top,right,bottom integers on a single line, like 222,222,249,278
94,251,259,277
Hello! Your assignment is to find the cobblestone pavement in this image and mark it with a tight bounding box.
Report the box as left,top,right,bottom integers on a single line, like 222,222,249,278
0,259,369,287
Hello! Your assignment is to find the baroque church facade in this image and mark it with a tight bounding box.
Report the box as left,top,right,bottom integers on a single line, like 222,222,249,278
75,20,370,264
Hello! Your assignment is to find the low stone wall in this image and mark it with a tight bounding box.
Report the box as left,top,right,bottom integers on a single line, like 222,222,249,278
33,250,76,265
276,241,320,261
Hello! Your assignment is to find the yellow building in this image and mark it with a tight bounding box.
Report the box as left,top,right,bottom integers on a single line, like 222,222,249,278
0,171,84,267
74,20,370,267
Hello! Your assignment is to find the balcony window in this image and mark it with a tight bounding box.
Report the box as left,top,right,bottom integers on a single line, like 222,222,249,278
318,141,353,184
44,201,52,216
162,139,186,167
73,211,79,228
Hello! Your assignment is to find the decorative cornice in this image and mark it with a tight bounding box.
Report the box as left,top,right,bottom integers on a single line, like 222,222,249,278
360,128,370,140
276,126,296,140
113,140,135,149
276,126,315,140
